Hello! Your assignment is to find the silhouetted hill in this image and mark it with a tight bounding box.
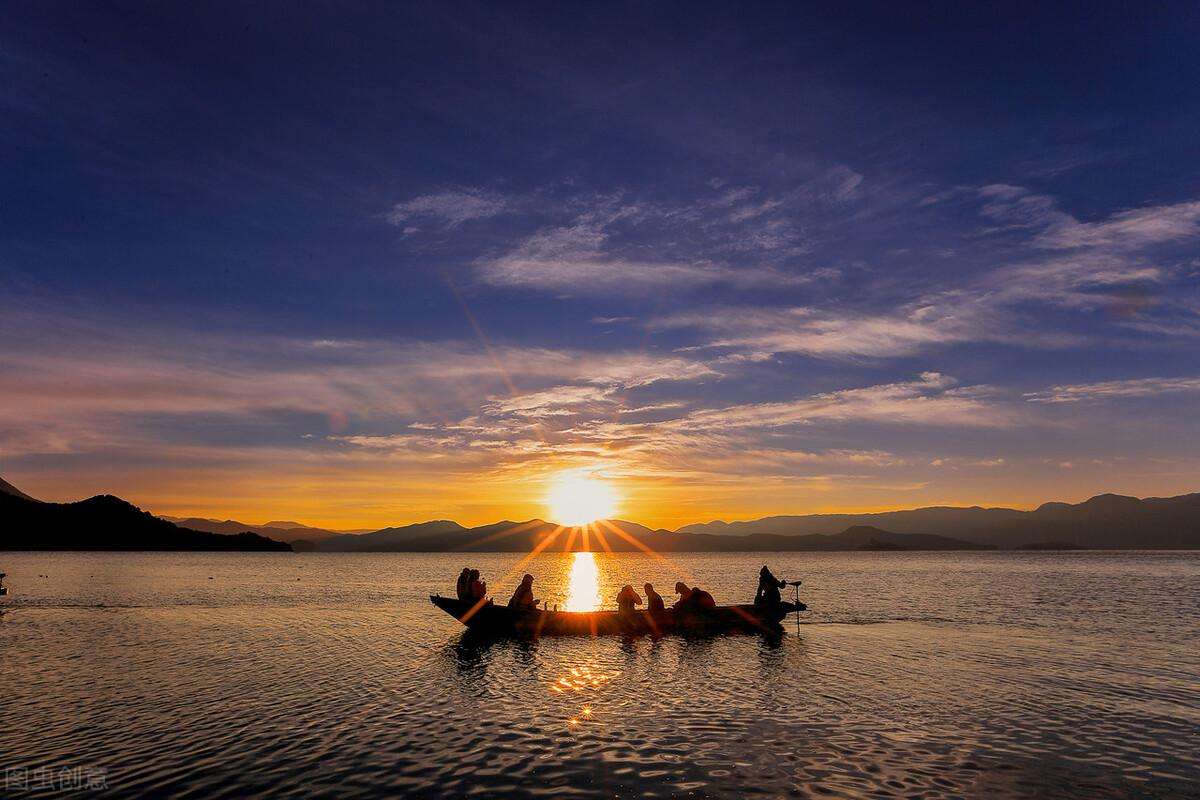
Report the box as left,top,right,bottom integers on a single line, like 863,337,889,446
833,525,991,551
679,493,1200,549
638,524,990,552
991,493,1200,548
0,476,37,502
317,520,467,551
1,485,292,551
679,506,1025,538
160,516,345,544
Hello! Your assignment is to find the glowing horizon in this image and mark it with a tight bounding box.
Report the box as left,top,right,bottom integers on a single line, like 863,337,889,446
6,466,1200,534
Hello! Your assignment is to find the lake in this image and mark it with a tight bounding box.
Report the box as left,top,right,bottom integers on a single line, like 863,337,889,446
1,551,1197,798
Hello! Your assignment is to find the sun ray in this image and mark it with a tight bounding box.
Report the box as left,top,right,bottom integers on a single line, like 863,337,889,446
596,518,697,585
505,525,565,576
460,525,565,623
561,526,579,553
452,518,546,551
592,523,614,554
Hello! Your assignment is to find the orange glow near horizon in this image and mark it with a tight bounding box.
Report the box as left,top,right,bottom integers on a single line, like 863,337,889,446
15,464,1199,533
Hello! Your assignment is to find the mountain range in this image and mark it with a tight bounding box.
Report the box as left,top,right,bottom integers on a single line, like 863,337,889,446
678,493,1200,549
2,475,1199,551
157,516,355,544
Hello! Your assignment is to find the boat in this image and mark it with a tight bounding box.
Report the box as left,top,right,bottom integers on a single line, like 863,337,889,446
430,594,805,636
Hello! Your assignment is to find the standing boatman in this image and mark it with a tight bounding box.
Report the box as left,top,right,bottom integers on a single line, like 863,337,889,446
754,565,786,607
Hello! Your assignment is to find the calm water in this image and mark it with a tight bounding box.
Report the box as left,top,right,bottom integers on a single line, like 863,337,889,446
1,551,1198,799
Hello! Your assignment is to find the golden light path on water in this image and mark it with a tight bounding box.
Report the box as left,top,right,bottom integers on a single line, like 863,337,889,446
563,551,602,612
554,551,621,705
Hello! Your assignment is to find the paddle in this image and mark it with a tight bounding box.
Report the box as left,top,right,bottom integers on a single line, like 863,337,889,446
786,580,803,634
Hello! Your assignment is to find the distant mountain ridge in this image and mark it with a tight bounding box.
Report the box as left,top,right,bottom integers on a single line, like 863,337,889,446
304,518,989,553
317,520,468,551
159,516,348,544
679,493,1200,549
327,492,1198,551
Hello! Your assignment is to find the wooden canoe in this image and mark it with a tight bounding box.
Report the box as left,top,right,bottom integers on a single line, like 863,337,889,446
430,594,804,636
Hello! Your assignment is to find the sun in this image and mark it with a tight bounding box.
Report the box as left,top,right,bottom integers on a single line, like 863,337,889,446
546,471,619,526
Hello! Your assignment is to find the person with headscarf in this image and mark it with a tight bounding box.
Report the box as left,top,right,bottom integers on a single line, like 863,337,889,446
507,573,539,611
690,585,716,610
468,569,487,602
615,584,643,615
672,581,694,610
455,567,472,602
643,583,665,614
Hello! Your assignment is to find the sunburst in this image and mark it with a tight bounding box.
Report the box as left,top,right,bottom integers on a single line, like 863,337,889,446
546,471,619,526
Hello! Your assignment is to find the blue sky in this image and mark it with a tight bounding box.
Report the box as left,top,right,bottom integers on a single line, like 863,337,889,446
2,2,1199,527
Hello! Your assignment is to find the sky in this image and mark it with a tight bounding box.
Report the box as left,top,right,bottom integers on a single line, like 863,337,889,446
2,1,1199,529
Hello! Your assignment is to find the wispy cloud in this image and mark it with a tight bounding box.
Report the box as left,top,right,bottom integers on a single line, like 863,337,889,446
481,249,802,296
656,306,975,359
337,373,1022,483
1024,376,1200,403
977,186,1200,253
665,373,1017,431
476,207,807,295
1036,200,1200,251
387,171,869,296
0,306,718,457
387,188,513,234
653,185,1200,362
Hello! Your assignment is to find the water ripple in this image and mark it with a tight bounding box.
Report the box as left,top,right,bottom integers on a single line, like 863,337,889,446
0,551,1197,798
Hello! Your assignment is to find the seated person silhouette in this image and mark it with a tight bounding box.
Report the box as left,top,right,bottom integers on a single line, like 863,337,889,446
616,584,643,615
643,583,665,614
691,585,716,610
456,567,472,602
468,569,488,603
507,573,539,611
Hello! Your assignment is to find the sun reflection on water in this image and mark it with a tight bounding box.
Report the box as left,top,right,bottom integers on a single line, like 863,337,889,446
550,664,619,693
563,550,602,612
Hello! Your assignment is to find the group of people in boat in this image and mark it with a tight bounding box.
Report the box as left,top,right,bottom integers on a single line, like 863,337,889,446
454,568,488,604
453,564,791,615
612,581,718,614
